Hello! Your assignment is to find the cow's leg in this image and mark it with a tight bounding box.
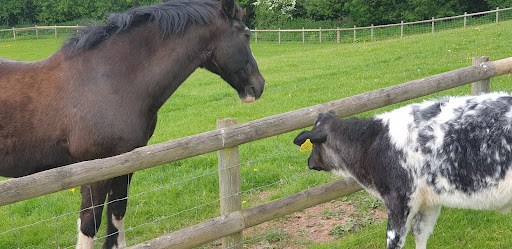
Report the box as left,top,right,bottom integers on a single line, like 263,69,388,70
103,173,133,249
384,195,415,249
77,180,112,249
412,205,441,249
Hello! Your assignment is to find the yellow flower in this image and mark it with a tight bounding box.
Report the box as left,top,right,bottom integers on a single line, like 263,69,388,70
242,201,247,204
71,188,76,192
253,168,258,172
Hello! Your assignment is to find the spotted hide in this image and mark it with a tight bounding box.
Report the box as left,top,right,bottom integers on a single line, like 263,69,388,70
293,92,512,249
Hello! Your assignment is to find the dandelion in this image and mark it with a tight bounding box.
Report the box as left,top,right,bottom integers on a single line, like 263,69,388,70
242,201,247,204
71,188,76,193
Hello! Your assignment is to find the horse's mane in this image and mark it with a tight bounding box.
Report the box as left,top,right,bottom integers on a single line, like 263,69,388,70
63,0,220,53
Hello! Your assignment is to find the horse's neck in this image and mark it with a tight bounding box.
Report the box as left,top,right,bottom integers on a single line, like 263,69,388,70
65,25,214,114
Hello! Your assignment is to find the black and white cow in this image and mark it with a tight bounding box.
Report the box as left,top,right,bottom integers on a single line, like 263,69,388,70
294,92,512,249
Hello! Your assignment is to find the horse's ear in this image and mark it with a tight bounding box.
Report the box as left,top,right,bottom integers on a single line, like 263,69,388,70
221,0,235,18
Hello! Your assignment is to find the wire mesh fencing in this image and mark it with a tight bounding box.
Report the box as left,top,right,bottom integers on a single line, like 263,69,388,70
0,134,330,248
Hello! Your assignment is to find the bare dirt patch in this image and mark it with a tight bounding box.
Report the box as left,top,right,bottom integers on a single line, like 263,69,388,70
208,191,387,248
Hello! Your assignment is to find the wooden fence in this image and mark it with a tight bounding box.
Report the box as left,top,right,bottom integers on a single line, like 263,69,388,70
0,25,80,41
0,56,511,248
252,7,512,44
1,7,511,43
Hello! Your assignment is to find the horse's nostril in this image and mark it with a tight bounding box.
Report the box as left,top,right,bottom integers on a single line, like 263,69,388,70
244,85,257,98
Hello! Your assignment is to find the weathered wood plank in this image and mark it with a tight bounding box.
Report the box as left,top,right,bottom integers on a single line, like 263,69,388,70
472,56,491,95
217,118,242,249
131,212,246,249
494,57,512,75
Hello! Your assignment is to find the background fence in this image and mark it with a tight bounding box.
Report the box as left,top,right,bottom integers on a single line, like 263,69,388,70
0,25,80,41
251,7,512,44
0,55,511,248
1,7,512,43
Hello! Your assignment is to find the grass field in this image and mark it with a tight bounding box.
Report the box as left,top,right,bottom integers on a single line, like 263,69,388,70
1,20,512,248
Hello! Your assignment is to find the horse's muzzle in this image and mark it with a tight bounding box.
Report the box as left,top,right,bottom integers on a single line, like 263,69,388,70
241,96,256,103
240,75,265,103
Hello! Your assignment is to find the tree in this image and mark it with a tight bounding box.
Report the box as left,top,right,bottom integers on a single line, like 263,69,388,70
0,0,39,26
343,0,405,26
299,0,347,21
485,0,512,8
343,0,491,26
235,0,258,27
253,0,297,28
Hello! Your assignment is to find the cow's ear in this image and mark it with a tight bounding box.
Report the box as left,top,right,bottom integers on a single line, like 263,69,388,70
309,130,327,144
294,131,310,146
293,130,327,146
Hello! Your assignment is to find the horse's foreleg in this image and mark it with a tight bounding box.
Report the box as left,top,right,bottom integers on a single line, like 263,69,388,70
104,173,133,249
77,180,112,249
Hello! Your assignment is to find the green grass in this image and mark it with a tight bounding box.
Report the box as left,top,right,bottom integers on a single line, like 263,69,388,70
1,20,512,248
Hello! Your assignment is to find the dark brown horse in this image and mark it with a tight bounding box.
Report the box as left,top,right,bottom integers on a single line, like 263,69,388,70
0,0,264,248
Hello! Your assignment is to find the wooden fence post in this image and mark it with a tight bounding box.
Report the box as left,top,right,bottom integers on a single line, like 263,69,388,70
254,28,257,43
496,7,499,23
432,17,435,33
353,25,356,42
401,21,404,38
302,27,305,44
472,56,491,95
371,24,374,40
337,27,340,44
55,25,58,38
217,118,242,249
12,27,16,41
464,12,467,28
278,28,281,44
35,25,39,39
319,27,322,43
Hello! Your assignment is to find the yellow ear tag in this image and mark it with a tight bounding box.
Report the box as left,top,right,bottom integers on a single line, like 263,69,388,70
300,139,313,152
